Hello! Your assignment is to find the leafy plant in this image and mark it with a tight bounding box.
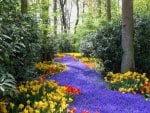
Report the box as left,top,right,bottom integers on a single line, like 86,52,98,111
0,71,17,98
0,0,41,81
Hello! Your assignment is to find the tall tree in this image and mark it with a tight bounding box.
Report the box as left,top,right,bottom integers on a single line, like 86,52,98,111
74,0,79,33
82,1,85,23
121,0,135,73
41,0,51,61
106,0,111,21
21,0,28,14
59,0,67,33
53,0,58,36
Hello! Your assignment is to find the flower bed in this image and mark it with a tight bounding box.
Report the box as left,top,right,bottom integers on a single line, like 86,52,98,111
34,61,67,76
79,57,98,69
55,53,104,71
104,71,150,99
55,53,82,59
0,79,80,113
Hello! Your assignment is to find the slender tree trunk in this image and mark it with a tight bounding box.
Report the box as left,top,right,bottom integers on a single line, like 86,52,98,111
74,0,79,33
53,0,57,36
59,0,67,33
21,0,28,14
97,0,101,17
106,0,111,21
82,2,85,23
68,1,73,31
121,0,135,73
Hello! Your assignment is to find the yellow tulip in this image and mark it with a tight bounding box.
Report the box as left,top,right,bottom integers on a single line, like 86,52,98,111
18,104,24,110
10,102,15,109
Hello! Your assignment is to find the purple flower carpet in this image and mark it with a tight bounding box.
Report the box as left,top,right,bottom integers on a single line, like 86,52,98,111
48,56,150,113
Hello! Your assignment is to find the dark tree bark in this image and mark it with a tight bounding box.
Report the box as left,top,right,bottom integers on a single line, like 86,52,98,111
121,0,135,73
21,0,28,14
82,2,85,23
53,0,57,36
106,0,111,21
74,0,79,33
59,0,67,33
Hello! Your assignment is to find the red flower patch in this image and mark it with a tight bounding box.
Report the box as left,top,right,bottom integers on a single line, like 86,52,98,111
64,85,80,95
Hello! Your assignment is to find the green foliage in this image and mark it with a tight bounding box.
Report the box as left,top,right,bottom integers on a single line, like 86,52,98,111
80,34,96,57
0,71,17,98
134,0,150,16
80,20,122,72
80,15,150,74
0,0,41,81
39,34,56,61
54,33,73,53
134,15,150,74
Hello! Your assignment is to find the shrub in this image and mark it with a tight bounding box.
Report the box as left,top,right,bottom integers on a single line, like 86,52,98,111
39,35,56,61
0,71,17,98
80,20,122,72
134,15,150,74
0,0,41,81
80,34,96,57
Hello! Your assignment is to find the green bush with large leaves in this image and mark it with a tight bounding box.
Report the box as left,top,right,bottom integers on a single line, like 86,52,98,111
0,0,41,81
80,20,122,72
0,71,17,99
134,15,150,74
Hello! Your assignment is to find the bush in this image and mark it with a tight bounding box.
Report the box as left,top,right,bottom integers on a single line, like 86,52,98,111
80,34,96,57
57,34,73,53
80,20,122,72
39,35,56,61
0,70,17,98
134,15,150,74
0,0,41,81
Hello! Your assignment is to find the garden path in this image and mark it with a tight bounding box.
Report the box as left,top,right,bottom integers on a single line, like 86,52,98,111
48,56,150,113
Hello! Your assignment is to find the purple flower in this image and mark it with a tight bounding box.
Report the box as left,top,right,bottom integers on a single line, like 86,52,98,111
48,56,150,113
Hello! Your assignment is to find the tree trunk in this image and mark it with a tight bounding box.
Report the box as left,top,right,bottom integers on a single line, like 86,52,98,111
121,0,135,73
106,0,111,21
21,0,28,14
74,0,79,33
82,2,85,23
59,0,67,33
53,0,57,36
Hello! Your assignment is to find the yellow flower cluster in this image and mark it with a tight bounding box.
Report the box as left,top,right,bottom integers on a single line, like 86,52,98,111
79,57,99,69
104,71,149,93
55,53,82,58
79,57,98,63
34,61,67,74
65,53,82,58
7,80,73,113
0,101,8,113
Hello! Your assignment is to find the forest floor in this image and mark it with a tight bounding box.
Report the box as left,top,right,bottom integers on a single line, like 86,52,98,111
48,56,150,113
